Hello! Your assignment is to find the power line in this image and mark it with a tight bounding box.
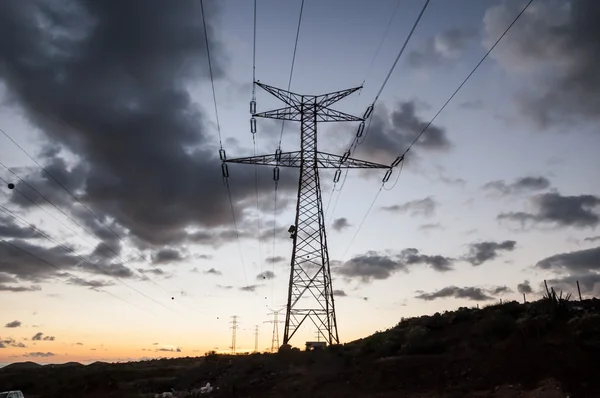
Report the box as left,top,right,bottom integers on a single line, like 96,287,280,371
339,185,382,262
0,203,180,314
0,173,204,315
328,0,429,226
223,178,248,284
277,0,305,149
0,131,209,314
199,0,222,148
338,0,535,262
397,0,535,158
0,234,159,317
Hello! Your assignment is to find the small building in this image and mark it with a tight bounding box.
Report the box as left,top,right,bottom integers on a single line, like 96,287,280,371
305,341,327,351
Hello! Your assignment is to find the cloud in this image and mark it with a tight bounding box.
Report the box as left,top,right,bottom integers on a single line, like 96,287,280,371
418,223,443,232
464,240,516,265
459,100,483,110
152,248,185,264
381,196,438,217
5,320,21,328
333,289,347,297
483,176,551,195
415,286,494,301
216,284,233,290
156,347,181,352
584,236,600,243
66,277,115,289
483,1,600,127
76,342,83,345
239,285,258,292
32,332,55,341
354,102,451,164
408,27,476,68
24,352,55,358
536,246,600,274
265,256,285,264
337,251,406,283
0,0,298,250
498,193,600,228
517,280,533,294
0,337,27,348
332,217,351,232
256,271,275,280
399,248,454,272
0,284,41,292
337,248,453,282
488,285,513,295
204,268,222,276
0,214,40,239
546,272,600,297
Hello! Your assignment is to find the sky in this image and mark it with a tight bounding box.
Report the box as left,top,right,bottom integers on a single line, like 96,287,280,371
0,0,599,365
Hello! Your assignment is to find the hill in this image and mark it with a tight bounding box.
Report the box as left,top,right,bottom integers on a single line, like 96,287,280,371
2,361,42,371
0,296,599,397
44,362,84,368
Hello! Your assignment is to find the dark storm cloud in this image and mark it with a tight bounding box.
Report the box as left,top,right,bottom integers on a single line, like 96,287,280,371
408,27,476,68
483,176,550,195
381,196,437,217
483,1,600,126
584,236,600,243
354,102,451,164
239,285,258,292
332,217,351,232
337,248,453,282
517,280,533,294
5,320,21,328
536,246,600,274
152,248,185,264
399,248,454,272
256,271,275,280
265,256,285,264
464,240,516,266
498,193,600,228
0,284,41,292
0,214,39,239
415,286,494,302
333,289,347,297
0,0,297,249
204,268,222,276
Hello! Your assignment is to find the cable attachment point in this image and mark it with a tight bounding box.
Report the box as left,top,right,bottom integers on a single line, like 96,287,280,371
363,104,374,120
356,121,365,138
391,154,404,168
250,100,256,114
340,150,350,164
275,148,282,162
382,168,392,183
250,117,257,134
273,166,280,181
333,168,341,183
221,163,229,179
219,148,227,161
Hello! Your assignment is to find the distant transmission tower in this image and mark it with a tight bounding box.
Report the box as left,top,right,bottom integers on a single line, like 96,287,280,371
223,82,388,346
230,315,239,354
254,325,259,353
263,308,284,353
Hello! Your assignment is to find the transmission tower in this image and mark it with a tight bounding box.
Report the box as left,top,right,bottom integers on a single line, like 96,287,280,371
263,307,284,353
230,315,239,354
223,82,388,346
254,325,259,353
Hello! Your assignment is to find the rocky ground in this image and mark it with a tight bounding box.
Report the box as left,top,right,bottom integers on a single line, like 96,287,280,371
1,296,599,397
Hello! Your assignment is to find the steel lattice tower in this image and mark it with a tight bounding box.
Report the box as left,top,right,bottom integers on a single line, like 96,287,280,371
223,82,388,346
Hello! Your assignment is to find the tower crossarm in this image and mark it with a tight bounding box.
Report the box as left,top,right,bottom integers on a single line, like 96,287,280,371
315,86,362,109
224,151,390,169
254,106,302,121
255,82,304,107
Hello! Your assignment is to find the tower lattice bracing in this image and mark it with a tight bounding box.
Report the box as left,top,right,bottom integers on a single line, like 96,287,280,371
224,82,389,346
